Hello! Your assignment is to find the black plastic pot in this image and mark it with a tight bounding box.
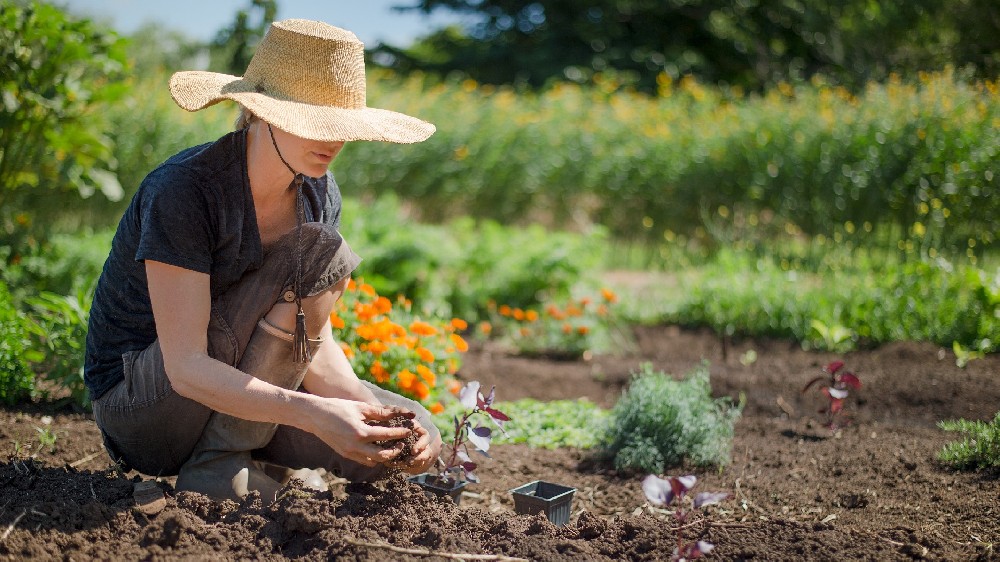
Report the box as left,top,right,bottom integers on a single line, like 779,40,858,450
407,473,467,504
510,480,577,526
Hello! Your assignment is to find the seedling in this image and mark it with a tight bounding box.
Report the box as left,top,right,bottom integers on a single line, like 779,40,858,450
35,426,58,451
642,474,728,561
802,360,862,430
436,381,510,484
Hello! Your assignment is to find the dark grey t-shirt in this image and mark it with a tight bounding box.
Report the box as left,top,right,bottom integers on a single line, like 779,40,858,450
84,129,343,401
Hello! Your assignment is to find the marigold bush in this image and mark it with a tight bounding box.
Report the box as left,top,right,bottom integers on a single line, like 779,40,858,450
331,279,468,411
480,287,624,358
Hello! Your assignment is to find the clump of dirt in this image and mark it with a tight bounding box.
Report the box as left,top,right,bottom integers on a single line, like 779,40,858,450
370,413,417,464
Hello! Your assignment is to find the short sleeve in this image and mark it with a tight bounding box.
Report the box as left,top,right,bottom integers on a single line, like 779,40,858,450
134,166,216,274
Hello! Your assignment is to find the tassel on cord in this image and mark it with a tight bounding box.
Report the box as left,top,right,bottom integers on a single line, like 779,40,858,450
268,123,311,364
293,307,310,363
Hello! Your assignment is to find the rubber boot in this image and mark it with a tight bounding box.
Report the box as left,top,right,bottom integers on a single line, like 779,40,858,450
174,319,320,503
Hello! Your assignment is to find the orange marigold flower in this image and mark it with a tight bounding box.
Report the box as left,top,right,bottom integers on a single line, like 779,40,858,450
429,402,445,414
416,364,436,386
447,380,462,395
414,381,430,401
449,333,469,352
359,283,377,296
347,279,357,291
562,323,573,334
367,341,389,355
447,358,459,374
512,308,526,321
577,326,590,335
597,304,609,317
519,327,531,337
580,297,592,307
498,304,512,317
416,346,435,363
450,318,468,331
546,304,566,320
397,369,416,389
374,296,392,314
329,313,345,329
409,320,438,337
566,304,583,317
371,361,389,383
339,341,354,359
525,310,539,322
478,321,493,335
601,287,618,303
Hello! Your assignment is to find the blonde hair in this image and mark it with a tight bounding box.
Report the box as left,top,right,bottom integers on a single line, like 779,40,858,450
234,104,259,130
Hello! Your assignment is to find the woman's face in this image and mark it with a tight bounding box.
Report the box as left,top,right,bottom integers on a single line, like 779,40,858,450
267,123,346,178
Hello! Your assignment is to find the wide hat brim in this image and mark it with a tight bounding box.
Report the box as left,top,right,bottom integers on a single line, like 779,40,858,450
169,70,436,144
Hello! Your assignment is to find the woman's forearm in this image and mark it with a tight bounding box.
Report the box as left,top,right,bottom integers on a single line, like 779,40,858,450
301,320,380,403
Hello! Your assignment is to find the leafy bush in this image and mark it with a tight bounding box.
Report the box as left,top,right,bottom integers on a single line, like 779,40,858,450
1,1,129,240
481,287,627,359
24,285,94,408
331,278,466,410
938,413,1000,470
0,282,35,405
340,195,607,321
600,362,743,473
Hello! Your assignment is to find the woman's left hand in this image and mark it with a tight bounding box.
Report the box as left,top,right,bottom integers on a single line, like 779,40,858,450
388,421,443,474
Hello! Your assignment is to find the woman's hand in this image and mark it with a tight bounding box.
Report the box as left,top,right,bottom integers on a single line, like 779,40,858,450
388,421,443,474
307,397,415,467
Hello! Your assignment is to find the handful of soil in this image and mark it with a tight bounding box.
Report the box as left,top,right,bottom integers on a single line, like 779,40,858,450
370,414,417,466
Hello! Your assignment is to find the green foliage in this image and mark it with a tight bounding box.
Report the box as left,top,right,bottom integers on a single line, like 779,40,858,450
617,249,999,354
0,1,129,240
0,282,35,405
338,70,999,261
24,284,94,408
340,195,606,320
383,0,999,92
600,362,743,473
1,229,111,300
434,398,609,449
938,412,1000,470
208,0,276,75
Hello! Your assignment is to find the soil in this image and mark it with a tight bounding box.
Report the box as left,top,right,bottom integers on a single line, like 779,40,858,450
2,324,1000,561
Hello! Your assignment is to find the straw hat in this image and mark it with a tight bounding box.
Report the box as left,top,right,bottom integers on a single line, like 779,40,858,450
169,19,435,144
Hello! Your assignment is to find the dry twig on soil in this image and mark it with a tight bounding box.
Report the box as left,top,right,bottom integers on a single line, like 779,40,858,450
1,510,26,543
345,537,529,561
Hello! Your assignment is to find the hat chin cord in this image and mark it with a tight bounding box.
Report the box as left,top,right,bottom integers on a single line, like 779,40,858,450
267,123,311,365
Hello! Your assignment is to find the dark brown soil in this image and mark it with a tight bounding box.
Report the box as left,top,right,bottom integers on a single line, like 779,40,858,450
2,324,1000,561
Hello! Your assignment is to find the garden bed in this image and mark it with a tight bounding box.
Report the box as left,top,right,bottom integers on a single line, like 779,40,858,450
2,325,999,560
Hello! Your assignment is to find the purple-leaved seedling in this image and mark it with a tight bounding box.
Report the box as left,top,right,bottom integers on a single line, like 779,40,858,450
802,360,862,430
437,381,511,484
642,474,728,561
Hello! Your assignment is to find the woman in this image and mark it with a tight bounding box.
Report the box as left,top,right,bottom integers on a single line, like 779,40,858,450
83,19,442,502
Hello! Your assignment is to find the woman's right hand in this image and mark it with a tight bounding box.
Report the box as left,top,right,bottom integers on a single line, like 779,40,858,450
306,396,415,467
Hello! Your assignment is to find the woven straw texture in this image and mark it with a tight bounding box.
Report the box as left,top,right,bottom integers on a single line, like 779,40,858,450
169,19,435,144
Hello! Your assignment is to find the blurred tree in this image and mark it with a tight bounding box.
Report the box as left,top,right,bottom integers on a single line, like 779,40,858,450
376,0,1000,92
209,0,277,75
0,1,129,248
